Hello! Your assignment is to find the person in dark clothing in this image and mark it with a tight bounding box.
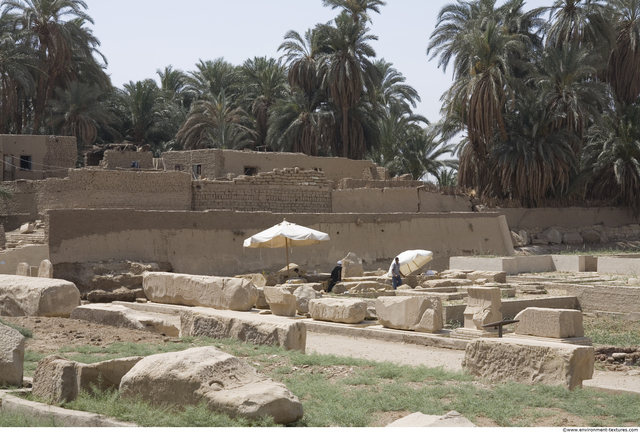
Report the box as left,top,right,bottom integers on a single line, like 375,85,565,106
327,260,342,292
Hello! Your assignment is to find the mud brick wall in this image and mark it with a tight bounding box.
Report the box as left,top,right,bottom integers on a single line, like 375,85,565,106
161,148,224,179
43,136,77,178
37,169,192,211
100,150,154,169
193,168,332,213
336,178,424,189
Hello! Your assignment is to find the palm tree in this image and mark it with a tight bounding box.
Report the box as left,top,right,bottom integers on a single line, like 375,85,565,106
4,0,106,133
49,80,115,150
387,127,456,180
185,58,240,102
371,59,422,115
176,92,255,150
317,12,378,159
157,65,189,108
267,87,335,155
0,10,36,133
116,79,166,146
279,28,323,96
584,103,640,215
544,0,613,49
239,57,288,150
321,0,386,23
608,0,640,105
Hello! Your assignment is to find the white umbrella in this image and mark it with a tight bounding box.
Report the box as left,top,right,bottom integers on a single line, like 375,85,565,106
243,219,330,277
388,249,434,276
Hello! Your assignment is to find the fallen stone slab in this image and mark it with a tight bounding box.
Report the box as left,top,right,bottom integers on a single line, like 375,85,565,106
143,272,258,311
463,338,594,390
376,296,443,333
38,260,54,278
70,304,179,336
293,285,320,314
32,355,143,404
264,286,297,316
0,393,136,427
0,322,25,386
386,410,476,427
514,307,584,339
308,298,367,324
180,308,306,352
0,275,81,317
120,347,303,424
466,270,507,284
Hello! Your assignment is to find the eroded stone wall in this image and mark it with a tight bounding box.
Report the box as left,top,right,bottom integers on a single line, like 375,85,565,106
99,150,154,170
161,149,224,179
193,168,332,213
43,136,77,178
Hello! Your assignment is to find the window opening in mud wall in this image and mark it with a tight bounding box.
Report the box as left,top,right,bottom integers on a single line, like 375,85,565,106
19,155,32,171
244,166,257,176
192,164,202,179
175,164,183,171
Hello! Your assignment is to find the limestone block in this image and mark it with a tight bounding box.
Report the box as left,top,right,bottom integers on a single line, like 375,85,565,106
510,231,526,247
532,237,549,245
119,347,304,424
439,270,468,279
331,283,347,294
344,281,392,293
255,287,269,309
37,259,54,278
234,273,267,288
463,338,594,390
71,304,179,336
32,355,78,403
514,307,583,339
518,230,530,245
19,222,34,234
341,252,364,278
87,288,137,303
386,411,476,427
581,230,603,243
463,287,502,330
16,262,29,276
466,271,507,284
180,310,306,352
264,286,297,317
143,272,258,311
308,298,366,324
563,232,584,245
33,355,142,404
0,275,81,317
293,285,320,314
0,322,25,386
425,279,456,288
542,227,563,244
376,296,442,333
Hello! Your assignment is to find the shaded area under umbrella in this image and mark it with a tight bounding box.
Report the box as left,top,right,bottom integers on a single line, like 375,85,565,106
388,249,434,276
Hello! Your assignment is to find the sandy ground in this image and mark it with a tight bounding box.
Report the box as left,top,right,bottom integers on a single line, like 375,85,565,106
306,332,640,394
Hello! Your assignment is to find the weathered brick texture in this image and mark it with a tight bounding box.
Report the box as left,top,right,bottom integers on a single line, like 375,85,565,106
193,168,332,213
100,150,154,170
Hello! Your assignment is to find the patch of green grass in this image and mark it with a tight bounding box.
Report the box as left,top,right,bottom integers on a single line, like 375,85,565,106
23,351,46,377
0,318,32,338
584,315,640,346
0,410,60,427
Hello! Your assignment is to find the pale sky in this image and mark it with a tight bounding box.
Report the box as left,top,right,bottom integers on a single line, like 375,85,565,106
84,0,551,124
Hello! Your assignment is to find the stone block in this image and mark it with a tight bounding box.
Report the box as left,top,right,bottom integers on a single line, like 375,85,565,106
386,411,476,427
0,275,81,317
463,287,502,330
19,222,34,234
234,273,267,288
463,338,594,390
518,230,530,245
542,227,563,244
71,304,179,336
264,286,297,317
37,259,54,278
143,272,258,311
563,232,584,245
308,298,367,324
16,262,29,276
466,271,507,284
514,307,584,338
341,252,364,278
180,310,306,352
581,230,603,243
0,322,25,386
551,255,586,273
293,285,320,314
255,287,269,309
376,296,442,333
119,347,303,424
510,231,526,247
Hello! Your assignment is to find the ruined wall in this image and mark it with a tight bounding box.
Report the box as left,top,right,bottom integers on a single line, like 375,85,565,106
332,188,473,214
43,136,77,178
336,179,424,189
161,149,224,179
0,180,40,230
498,207,639,229
48,209,514,276
193,168,332,213
0,244,49,275
35,169,192,212
99,149,154,169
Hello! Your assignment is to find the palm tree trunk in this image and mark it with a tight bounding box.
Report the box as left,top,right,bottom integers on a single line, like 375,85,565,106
342,103,349,158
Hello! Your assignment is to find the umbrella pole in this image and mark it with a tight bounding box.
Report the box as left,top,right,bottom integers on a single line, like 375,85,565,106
286,238,290,279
